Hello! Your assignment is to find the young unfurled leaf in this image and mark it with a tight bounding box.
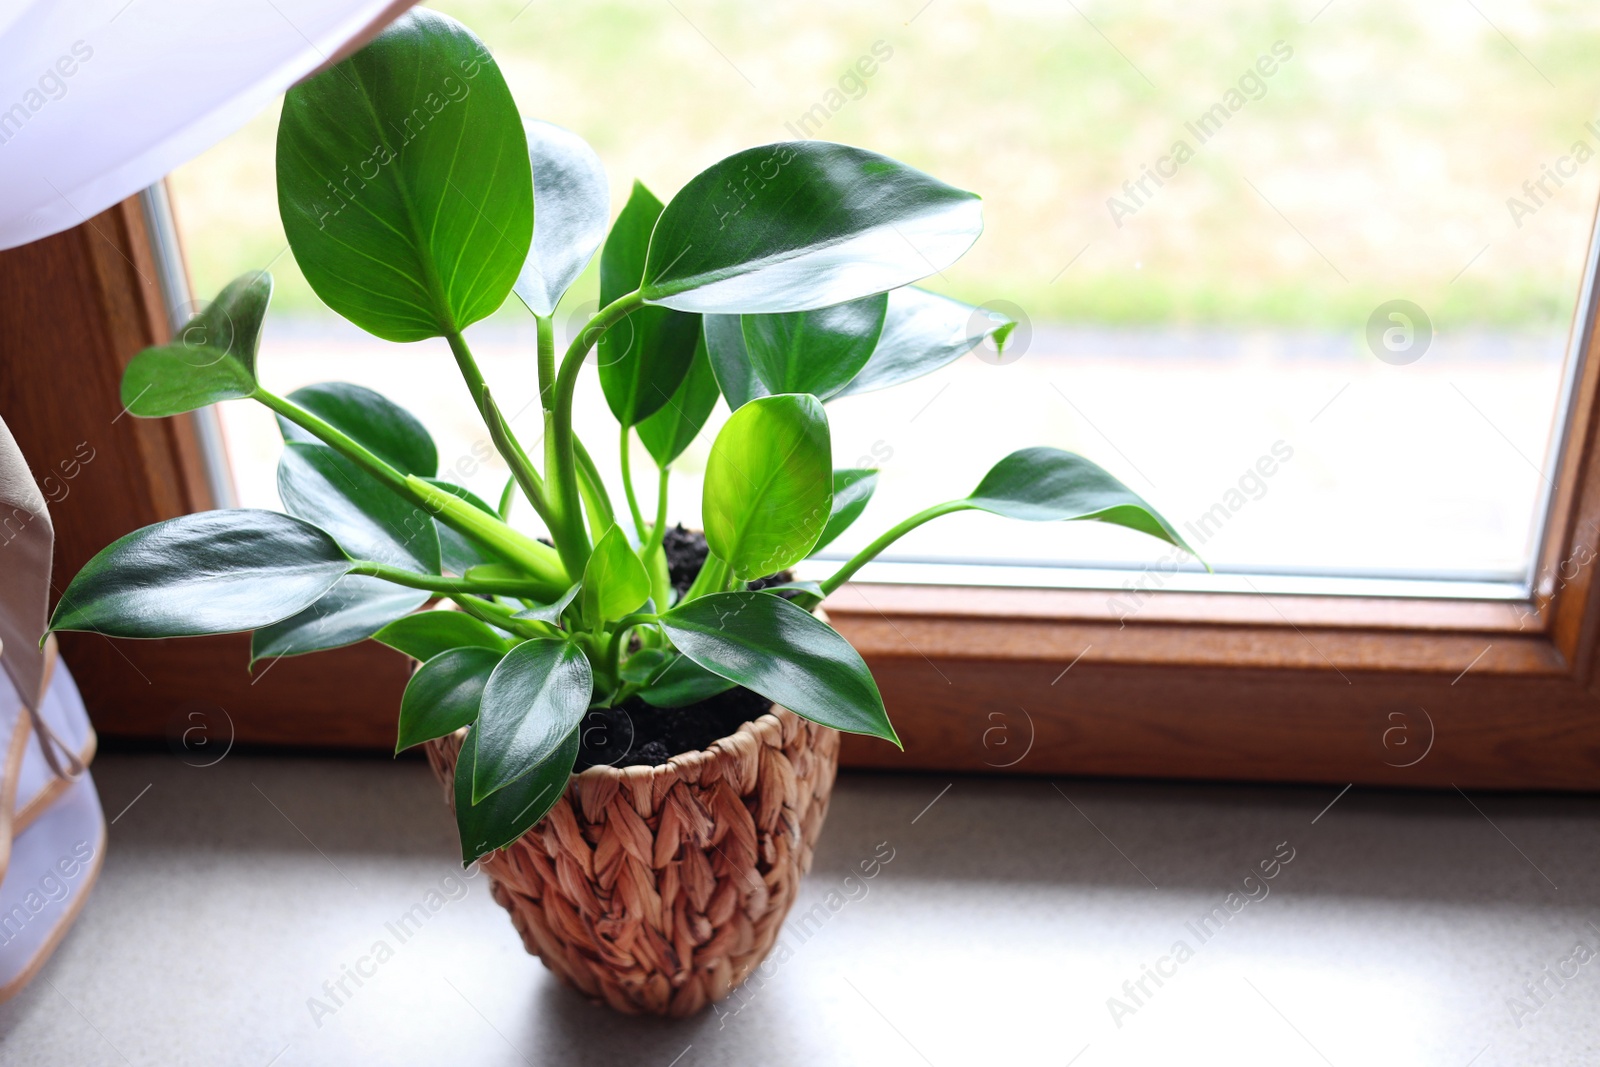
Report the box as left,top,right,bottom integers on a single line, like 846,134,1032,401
964,448,1193,554
813,469,878,553
661,592,897,743
397,646,503,752
641,142,983,314
278,443,441,574
277,10,531,341
636,328,720,467
277,382,438,477
709,294,888,409
513,583,581,626
514,120,609,316
833,287,1014,398
121,271,270,416
472,638,593,802
597,182,701,426
637,652,736,707
374,609,511,663
703,394,832,581
251,575,427,665
454,723,578,864
48,510,352,638
581,525,651,628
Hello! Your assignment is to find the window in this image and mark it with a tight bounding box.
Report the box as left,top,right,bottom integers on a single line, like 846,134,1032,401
5,1,1600,788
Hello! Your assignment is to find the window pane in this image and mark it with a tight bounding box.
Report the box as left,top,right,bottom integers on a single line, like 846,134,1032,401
168,0,1600,592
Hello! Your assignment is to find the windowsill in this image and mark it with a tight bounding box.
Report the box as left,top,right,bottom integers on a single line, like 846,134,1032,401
3,750,1594,1063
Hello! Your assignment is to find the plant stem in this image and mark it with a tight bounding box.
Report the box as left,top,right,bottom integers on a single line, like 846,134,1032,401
818,501,969,596
573,435,616,541
551,290,646,571
349,561,560,598
619,425,647,539
536,313,556,411
647,466,670,556
447,330,552,524
448,594,553,641
681,552,729,603
497,475,517,519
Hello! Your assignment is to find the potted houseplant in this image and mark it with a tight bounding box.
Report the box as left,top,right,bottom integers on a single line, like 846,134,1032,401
48,10,1192,1015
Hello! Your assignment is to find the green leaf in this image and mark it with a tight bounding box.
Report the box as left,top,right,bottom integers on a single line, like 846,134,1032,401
278,443,440,573
422,479,508,576
250,575,427,665
397,646,502,752
703,394,832,581
636,327,720,467
598,182,702,425
473,638,593,802
49,510,352,638
834,287,1014,398
276,9,532,342
813,469,878,553
756,580,825,611
121,271,270,416
709,293,887,409
276,382,437,477
513,120,609,316
661,592,896,743
374,609,511,662
454,723,577,863
512,583,581,626
963,447,1193,553
581,525,652,628
637,653,736,708
640,142,983,314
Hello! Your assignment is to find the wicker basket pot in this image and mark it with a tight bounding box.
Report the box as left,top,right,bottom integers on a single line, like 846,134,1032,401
424,704,840,1016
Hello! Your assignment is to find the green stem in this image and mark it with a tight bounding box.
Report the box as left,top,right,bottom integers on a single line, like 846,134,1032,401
818,502,970,596
448,595,553,641
448,330,552,525
573,435,616,541
551,290,646,570
647,466,670,556
536,314,556,411
349,561,560,599
497,475,517,519
682,552,729,603
619,425,647,539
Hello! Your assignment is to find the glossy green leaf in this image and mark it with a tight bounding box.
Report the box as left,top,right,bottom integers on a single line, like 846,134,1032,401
756,580,825,611
514,120,609,316
581,525,651,628
598,182,702,426
703,394,832,581
422,479,506,576
454,723,578,863
49,510,351,638
121,271,270,416
397,646,502,752
277,10,531,341
640,142,983,314
512,583,581,626
963,447,1193,553
834,287,1015,398
636,328,720,467
637,653,736,708
661,592,896,743
277,382,437,476
374,609,511,662
473,638,593,802
278,443,440,573
251,575,427,665
813,469,878,553
710,294,887,409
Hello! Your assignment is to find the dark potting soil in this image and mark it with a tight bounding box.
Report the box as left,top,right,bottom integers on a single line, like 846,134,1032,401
573,526,786,771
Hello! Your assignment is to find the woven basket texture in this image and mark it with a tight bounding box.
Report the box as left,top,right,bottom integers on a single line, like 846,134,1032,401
425,706,839,1016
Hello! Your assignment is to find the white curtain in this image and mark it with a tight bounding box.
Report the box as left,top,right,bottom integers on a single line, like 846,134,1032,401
0,0,399,250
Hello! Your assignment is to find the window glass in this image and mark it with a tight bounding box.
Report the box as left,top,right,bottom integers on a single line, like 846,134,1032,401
169,0,1600,592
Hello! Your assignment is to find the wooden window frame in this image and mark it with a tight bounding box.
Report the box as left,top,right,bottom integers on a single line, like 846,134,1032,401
2,191,1598,789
